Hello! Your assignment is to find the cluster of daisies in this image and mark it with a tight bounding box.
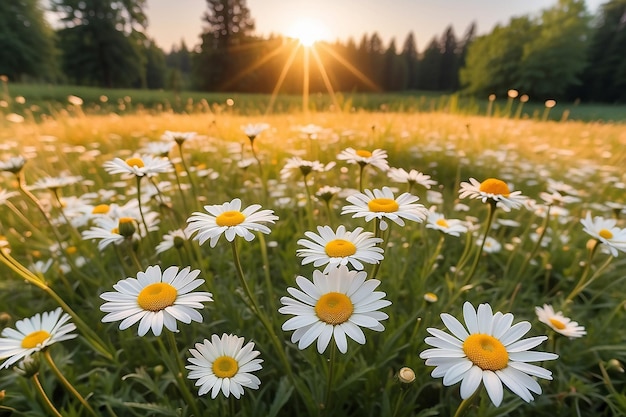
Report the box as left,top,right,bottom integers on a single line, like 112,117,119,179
0,122,621,410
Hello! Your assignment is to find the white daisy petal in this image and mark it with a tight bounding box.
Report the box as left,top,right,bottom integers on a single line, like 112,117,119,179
280,265,390,354
99,265,212,337
420,301,558,408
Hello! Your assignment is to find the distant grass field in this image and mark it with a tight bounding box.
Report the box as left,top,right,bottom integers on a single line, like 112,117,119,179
2,83,625,123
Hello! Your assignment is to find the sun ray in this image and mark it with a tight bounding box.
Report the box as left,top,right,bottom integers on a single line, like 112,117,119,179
265,43,301,116
317,43,381,92
310,46,341,112
221,40,295,91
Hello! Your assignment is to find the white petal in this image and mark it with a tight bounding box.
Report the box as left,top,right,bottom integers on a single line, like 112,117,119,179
482,370,503,407
459,366,483,399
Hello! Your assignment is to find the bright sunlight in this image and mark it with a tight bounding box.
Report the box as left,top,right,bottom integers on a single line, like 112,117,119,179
286,17,330,46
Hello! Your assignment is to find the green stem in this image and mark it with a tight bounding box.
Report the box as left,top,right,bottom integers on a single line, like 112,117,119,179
249,140,267,203
165,331,202,417
564,245,612,304
514,205,551,282
32,373,63,417
256,232,276,308
323,340,337,414
43,349,98,417
303,173,315,230
171,162,190,215
452,388,480,417
135,176,154,249
464,202,497,286
358,164,366,193
177,142,199,207
229,239,294,381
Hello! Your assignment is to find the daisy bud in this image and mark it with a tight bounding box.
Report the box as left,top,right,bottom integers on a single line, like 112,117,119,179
14,354,41,378
397,367,416,384
607,359,624,373
423,292,438,303
173,236,186,249
118,217,136,238
0,312,11,327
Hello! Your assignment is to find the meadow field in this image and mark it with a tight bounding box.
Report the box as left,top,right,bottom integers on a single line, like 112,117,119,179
0,90,625,416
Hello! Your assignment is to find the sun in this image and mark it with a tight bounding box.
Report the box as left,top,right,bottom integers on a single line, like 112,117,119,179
287,17,330,47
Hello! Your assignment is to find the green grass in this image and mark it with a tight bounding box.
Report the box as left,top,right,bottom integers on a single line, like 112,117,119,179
2,83,625,123
0,108,625,416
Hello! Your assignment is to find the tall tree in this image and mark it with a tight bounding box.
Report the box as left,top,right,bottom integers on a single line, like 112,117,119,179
438,25,459,91
51,0,148,88
460,16,537,95
401,32,419,90
518,0,590,98
581,0,626,102
417,37,442,90
0,0,58,81
194,0,255,90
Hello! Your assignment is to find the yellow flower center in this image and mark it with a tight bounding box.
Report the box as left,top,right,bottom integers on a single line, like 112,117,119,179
216,210,246,227
66,246,77,255
325,239,357,257
111,227,119,234
125,157,145,168
368,198,399,213
549,318,567,330
315,292,354,325
479,178,510,196
599,229,613,239
21,330,50,349
212,356,239,378
356,149,372,158
137,283,177,312
462,334,509,371
436,218,449,228
92,204,110,214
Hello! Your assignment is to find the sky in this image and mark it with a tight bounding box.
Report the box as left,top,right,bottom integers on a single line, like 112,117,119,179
145,0,605,51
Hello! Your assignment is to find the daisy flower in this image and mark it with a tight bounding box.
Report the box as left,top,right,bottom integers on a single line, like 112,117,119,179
0,156,26,174
535,304,586,339
81,217,138,250
100,265,213,336
426,212,468,237
241,123,270,140
387,168,437,189
279,265,391,354
161,130,197,145
296,225,384,273
143,141,175,157
316,185,342,203
0,308,77,369
341,186,428,230
30,174,84,191
156,229,188,254
185,198,278,248
280,157,334,181
0,189,18,205
103,155,173,178
186,333,263,399
477,236,502,253
580,212,626,257
459,178,527,212
337,147,389,171
420,301,558,407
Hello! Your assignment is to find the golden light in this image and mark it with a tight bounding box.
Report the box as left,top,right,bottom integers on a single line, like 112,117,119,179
287,17,329,47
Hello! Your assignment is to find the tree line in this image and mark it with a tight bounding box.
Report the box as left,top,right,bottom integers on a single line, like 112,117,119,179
1,0,625,102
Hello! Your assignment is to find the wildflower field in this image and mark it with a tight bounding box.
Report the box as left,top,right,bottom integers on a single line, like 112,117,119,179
0,98,625,417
